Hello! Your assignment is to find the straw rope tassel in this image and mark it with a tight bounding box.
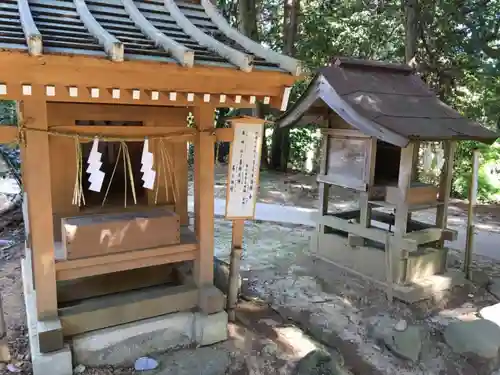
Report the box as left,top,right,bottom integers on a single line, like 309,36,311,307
122,142,137,206
72,137,86,206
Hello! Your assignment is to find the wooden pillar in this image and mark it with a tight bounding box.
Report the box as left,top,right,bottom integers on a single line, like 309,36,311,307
392,142,415,284
435,141,456,247
19,98,58,319
19,96,63,353
359,138,377,227
394,142,415,236
464,149,479,279
193,105,215,291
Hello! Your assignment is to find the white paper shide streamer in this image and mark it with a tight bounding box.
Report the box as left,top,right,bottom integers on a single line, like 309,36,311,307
87,138,105,192
141,139,156,190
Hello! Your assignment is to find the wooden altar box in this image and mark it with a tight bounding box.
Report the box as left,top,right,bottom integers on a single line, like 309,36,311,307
61,208,180,260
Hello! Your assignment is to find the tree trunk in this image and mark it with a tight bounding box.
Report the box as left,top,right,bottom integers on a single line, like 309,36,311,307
270,0,300,171
404,0,419,64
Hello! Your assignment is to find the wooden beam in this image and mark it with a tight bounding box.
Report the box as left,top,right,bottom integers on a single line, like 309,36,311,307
0,52,295,98
59,284,198,336
164,0,252,72
317,135,330,236
215,127,234,142
18,97,58,321
312,213,417,252
73,0,124,61
17,0,42,56
193,105,216,288
121,0,194,67
0,126,17,144
57,263,176,303
200,0,301,75
55,236,197,281
464,149,479,279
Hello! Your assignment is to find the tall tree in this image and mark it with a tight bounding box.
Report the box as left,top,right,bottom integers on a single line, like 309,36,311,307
270,0,300,171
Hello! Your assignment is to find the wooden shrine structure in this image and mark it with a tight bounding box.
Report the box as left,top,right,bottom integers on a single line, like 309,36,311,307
0,0,300,359
277,58,498,302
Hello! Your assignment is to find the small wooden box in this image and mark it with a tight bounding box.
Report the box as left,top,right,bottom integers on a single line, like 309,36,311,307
61,208,180,260
385,183,438,206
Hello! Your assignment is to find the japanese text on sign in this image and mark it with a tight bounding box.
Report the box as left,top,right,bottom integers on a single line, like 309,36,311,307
226,122,264,219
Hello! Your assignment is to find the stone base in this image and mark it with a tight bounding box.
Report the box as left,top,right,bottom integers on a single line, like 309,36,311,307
21,257,73,375
72,310,228,367
310,232,465,303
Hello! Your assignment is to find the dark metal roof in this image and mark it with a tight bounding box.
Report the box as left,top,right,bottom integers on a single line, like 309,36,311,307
0,0,300,74
278,57,498,146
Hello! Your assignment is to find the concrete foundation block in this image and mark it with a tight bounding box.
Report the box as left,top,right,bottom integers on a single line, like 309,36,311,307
21,257,73,375
72,311,195,367
199,285,225,314
0,337,10,362
195,311,228,347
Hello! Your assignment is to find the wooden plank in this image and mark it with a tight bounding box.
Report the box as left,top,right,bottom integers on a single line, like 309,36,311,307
193,105,215,287
403,228,443,244
0,52,295,97
322,128,371,138
57,263,176,303
0,126,17,144
47,103,191,125
317,174,367,192
59,284,198,336
435,141,456,247
56,249,196,281
55,228,197,268
312,213,417,252
18,96,59,320
61,208,181,260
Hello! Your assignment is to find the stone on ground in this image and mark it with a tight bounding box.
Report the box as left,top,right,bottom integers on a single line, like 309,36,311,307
153,346,231,375
293,350,351,375
479,304,500,328
444,319,500,360
214,256,241,295
470,270,491,288
489,278,500,300
367,316,424,362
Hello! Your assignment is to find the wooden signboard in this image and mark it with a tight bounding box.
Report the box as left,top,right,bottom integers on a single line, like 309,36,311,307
225,117,265,219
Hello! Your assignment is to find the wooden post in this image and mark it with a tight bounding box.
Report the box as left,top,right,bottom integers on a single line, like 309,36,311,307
317,135,330,234
360,138,377,228
464,149,479,280
436,141,456,247
18,98,58,320
391,142,414,286
227,219,244,322
0,294,10,362
193,105,216,294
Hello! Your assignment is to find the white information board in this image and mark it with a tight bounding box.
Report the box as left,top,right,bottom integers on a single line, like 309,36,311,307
225,122,264,219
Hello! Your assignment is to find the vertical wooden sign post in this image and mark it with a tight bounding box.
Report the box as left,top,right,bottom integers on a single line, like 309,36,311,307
464,149,480,280
224,116,266,322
